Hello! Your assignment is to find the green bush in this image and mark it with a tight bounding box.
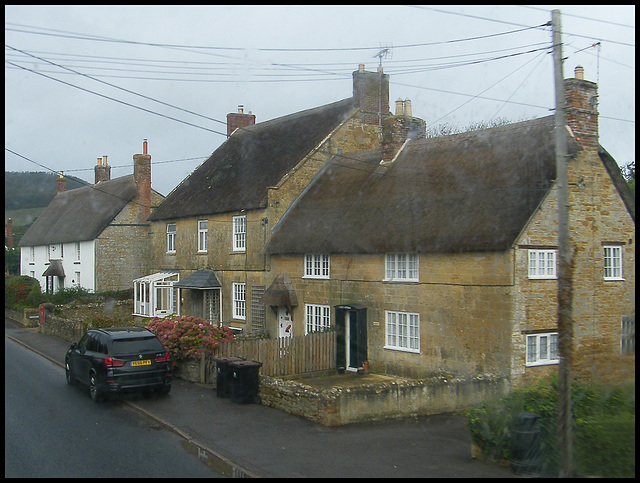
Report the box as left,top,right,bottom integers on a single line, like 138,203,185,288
5,274,133,311
4,274,43,309
465,376,635,477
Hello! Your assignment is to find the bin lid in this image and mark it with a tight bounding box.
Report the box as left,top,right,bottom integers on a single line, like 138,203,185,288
229,360,262,368
214,357,245,363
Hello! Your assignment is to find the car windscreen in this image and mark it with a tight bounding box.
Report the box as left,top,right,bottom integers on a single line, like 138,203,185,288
111,336,165,356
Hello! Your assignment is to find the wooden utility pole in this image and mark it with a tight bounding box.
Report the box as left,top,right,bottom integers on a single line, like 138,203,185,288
552,9,573,478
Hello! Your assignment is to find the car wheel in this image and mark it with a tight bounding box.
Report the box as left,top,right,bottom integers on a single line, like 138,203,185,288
89,372,104,402
65,360,76,385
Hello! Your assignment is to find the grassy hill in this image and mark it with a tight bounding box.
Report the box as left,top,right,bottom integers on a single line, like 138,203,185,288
5,171,86,245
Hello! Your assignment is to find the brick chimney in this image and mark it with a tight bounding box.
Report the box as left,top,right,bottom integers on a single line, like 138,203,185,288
227,105,256,138
353,64,390,127
95,155,111,183
381,99,426,162
133,139,151,223
6,218,14,249
56,171,67,193
564,65,598,150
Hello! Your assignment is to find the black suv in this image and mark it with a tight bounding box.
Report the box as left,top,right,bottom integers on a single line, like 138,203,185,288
65,327,172,402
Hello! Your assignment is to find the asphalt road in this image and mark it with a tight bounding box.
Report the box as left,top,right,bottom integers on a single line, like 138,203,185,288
4,337,223,478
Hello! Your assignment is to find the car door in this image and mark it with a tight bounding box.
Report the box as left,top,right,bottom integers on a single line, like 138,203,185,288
75,333,101,385
70,333,91,385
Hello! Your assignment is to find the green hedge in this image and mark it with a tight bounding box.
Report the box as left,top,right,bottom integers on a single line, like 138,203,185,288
4,274,45,309
465,375,635,477
4,274,133,310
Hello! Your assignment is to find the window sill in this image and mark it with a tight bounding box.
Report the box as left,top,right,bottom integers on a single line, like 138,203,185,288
526,360,560,367
383,279,419,284
384,345,420,354
604,277,625,282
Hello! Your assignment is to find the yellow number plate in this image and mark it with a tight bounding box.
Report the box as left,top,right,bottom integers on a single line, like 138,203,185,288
131,359,151,367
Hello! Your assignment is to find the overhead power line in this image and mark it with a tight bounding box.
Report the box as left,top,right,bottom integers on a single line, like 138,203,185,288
5,21,548,52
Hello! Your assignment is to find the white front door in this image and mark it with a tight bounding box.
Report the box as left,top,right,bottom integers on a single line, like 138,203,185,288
278,306,293,339
345,310,358,372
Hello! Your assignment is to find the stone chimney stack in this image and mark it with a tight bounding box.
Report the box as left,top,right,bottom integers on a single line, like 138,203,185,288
95,155,111,183
6,218,14,249
352,64,390,126
56,171,67,193
227,105,256,138
564,66,598,150
133,139,152,223
381,99,426,163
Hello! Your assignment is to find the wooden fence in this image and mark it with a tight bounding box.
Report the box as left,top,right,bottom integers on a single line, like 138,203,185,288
209,331,336,378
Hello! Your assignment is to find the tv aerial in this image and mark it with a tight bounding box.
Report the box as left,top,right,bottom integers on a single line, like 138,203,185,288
373,44,393,71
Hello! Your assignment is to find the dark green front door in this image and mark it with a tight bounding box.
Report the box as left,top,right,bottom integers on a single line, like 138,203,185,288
335,304,367,372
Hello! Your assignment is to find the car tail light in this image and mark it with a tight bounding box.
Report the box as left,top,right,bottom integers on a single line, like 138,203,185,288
154,353,170,363
104,357,126,367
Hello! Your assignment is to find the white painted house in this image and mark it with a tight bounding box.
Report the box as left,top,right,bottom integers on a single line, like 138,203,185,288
19,142,163,294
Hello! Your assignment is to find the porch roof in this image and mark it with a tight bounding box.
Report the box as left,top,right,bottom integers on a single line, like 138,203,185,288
133,271,179,284
173,270,221,289
42,259,65,277
260,273,299,307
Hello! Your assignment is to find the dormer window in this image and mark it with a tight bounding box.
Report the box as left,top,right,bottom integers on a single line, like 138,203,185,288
304,254,329,279
385,253,418,282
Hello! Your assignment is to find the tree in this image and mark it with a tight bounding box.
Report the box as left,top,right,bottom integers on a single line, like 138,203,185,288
621,161,634,196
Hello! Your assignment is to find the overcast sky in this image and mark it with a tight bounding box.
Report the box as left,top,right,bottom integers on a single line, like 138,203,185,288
5,5,635,197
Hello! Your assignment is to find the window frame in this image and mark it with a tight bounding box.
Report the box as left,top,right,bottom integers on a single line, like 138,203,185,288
603,245,623,280
303,254,330,279
305,304,331,334
528,249,557,279
385,253,419,282
384,310,420,353
166,223,176,253
525,332,559,367
197,219,208,253
621,315,635,355
232,215,246,252
232,282,246,320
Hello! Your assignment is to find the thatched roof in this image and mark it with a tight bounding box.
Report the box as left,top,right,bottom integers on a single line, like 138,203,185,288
267,116,585,254
148,98,356,221
19,175,139,247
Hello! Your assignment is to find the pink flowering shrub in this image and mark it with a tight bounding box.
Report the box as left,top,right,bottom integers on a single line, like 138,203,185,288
146,315,234,361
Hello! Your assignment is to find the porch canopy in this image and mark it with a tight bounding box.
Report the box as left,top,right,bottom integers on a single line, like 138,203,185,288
260,273,298,308
133,270,179,284
42,259,65,277
173,270,221,289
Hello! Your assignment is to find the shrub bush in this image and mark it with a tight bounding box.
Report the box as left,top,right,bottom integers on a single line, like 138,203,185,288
146,315,235,361
465,376,635,477
4,274,43,310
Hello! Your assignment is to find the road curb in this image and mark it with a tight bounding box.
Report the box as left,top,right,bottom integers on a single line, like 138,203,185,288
5,332,261,478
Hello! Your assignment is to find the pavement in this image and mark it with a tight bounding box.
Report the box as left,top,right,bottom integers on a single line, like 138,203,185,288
5,316,516,478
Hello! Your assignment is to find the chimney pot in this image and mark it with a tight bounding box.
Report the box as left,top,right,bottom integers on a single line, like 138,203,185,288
404,99,412,118
358,63,365,73
238,105,244,114
97,157,102,166
143,138,148,155
395,98,404,116
575,65,584,80
102,155,108,165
